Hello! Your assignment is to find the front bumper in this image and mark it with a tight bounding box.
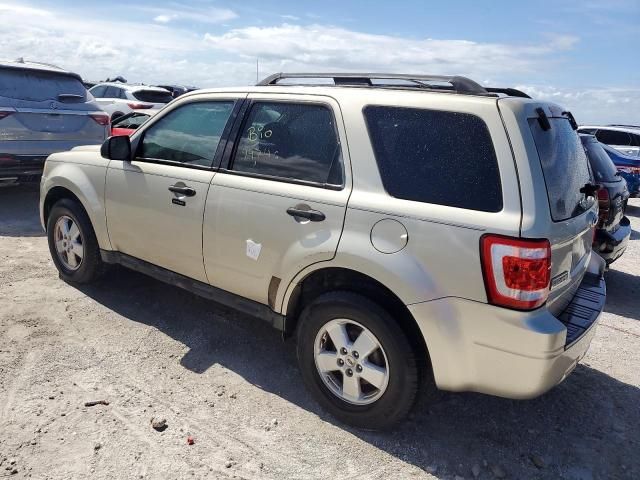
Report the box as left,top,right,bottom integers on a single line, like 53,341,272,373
594,216,631,264
409,267,606,400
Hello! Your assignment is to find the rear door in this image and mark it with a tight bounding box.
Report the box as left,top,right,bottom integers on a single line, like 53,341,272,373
203,94,350,307
524,108,598,314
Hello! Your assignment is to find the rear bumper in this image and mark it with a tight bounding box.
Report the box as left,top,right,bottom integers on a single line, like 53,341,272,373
594,216,631,264
409,258,606,399
0,155,46,182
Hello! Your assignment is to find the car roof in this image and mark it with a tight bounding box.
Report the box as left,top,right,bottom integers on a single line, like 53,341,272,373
91,82,171,93
579,125,640,134
0,59,82,80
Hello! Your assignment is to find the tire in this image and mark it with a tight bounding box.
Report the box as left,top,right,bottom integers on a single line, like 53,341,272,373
296,291,420,430
47,198,105,284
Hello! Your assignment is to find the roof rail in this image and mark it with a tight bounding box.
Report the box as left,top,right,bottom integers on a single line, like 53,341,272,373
256,72,493,96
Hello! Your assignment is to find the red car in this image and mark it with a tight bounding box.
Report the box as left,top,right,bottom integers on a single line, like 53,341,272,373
110,110,158,136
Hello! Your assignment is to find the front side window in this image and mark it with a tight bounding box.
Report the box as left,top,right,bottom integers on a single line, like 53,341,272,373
363,106,503,212
139,101,234,167
231,102,343,185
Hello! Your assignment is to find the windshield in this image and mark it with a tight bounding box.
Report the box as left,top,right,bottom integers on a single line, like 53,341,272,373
529,117,594,221
113,112,151,129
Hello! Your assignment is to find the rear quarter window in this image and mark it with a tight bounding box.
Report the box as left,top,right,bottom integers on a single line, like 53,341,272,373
583,140,619,182
363,106,503,212
0,67,87,103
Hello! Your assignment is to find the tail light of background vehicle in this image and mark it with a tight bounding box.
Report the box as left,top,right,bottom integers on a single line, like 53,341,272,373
89,113,110,126
618,166,640,174
481,235,551,310
597,187,610,226
0,110,14,120
127,103,153,110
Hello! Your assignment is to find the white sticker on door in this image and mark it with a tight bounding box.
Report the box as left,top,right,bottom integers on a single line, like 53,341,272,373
246,239,262,261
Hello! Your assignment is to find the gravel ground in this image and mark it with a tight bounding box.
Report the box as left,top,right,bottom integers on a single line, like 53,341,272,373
0,185,638,480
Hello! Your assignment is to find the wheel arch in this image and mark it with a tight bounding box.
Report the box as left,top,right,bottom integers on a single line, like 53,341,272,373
283,267,432,376
41,165,111,251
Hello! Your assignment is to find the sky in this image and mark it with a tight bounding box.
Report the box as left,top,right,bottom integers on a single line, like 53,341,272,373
0,0,638,124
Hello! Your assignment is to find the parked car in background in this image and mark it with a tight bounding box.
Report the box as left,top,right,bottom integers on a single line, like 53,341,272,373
88,83,172,121
110,110,159,136
0,59,109,185
578,125,640,157
154,84,198,99
599,141,640,197
40,72,606,429
580,135,631,265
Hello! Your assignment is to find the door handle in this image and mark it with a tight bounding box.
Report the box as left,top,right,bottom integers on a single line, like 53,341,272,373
286,207,325,222
168,185,196,197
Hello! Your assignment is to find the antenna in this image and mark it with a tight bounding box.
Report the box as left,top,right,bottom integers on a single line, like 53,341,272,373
256,58,259,84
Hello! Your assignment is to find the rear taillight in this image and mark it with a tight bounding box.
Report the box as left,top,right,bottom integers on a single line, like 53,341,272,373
0,111,13,120
597,187,610,225
481,235,551,310
127,103,153,110
89,113,110,126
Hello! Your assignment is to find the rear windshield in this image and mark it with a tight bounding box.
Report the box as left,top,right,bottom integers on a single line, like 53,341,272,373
364,106,503,212
0,67,87,102
583,140,619,182
132,90,173,104
529,117,593,221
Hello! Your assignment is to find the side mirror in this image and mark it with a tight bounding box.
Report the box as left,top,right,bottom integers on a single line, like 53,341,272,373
100,135,132,161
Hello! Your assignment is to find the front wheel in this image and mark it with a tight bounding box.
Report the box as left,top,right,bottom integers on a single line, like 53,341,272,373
296,292,420,430
47,199,105,284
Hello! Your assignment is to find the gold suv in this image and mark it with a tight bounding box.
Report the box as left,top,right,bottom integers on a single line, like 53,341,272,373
40,73,607,429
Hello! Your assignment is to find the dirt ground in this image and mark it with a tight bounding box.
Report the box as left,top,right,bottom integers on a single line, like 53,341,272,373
0,185,638,480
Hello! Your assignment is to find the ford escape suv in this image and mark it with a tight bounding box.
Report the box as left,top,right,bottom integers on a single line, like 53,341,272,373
40,73,606,429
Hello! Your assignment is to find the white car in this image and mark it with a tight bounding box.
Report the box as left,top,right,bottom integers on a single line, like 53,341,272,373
577,125,640,157
88,83,173,121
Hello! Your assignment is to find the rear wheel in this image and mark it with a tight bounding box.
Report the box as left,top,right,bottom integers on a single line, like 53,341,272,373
47,199,105,284
296,291,420,430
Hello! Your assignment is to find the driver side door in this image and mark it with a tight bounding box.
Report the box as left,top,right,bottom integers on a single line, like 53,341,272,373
105,94,245,282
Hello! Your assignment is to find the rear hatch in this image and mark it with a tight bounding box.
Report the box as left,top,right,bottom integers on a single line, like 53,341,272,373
0,66,108,147
506,101,599,316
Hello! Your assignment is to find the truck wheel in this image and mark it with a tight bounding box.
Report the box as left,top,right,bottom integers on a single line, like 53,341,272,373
296,291,419,430
47,198,105,284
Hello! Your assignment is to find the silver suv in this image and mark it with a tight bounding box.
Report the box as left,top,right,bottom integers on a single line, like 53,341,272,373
39,73,606,429
0,59,109,185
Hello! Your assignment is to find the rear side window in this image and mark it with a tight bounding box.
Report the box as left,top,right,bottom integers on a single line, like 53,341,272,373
139,101,234,167
596,129,631,146
231,102,343,185
363,106,502,212
0,67,86,102
133,90,173,104
583,139,619,182
529,117,593,221
89,85,106,98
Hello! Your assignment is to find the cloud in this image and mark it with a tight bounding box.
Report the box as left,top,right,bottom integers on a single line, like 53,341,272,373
204,24,578,79
143,4,237,25
515,85,640,125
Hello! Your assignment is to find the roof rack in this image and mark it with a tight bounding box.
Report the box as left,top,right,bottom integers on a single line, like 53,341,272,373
607,124,640,129
257,72,494,96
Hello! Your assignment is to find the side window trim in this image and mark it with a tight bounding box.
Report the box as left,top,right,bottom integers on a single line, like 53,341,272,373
131,98,243,171
220,98,345,190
